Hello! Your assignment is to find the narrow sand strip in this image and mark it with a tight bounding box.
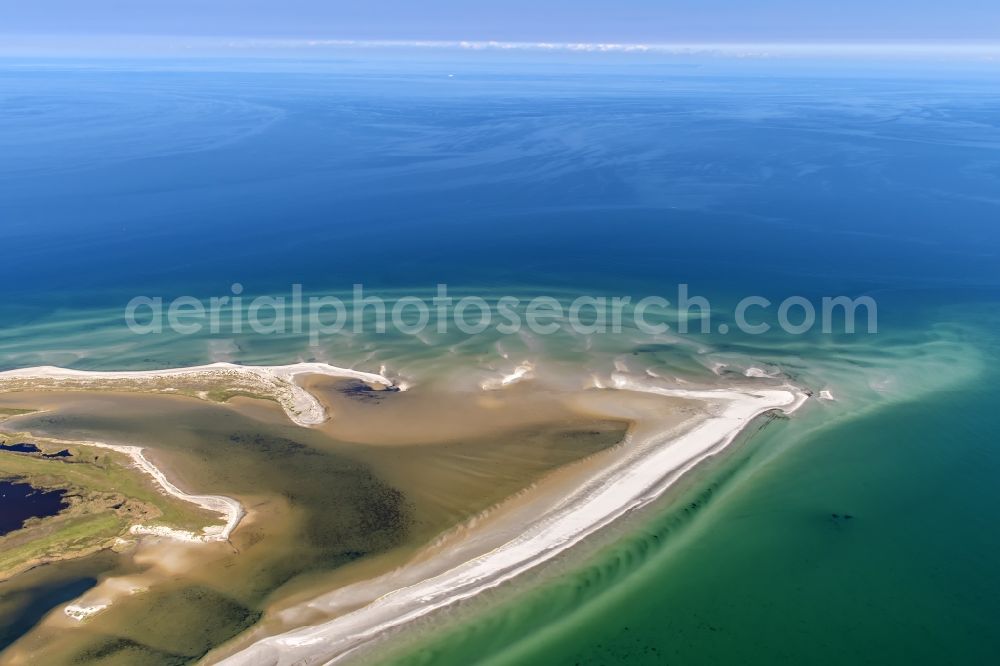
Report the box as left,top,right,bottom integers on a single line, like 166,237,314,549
79,440,244,542
218,377,808,665
0,362,394,426
53,440,247,623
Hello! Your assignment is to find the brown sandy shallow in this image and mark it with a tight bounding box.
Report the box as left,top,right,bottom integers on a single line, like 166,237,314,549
0,377,683,664
203,378,803,666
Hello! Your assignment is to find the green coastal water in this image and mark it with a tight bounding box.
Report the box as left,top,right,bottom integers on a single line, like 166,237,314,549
376,314,1000,665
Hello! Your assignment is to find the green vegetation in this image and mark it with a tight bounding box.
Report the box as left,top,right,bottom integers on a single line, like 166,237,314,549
0,376,276,407
198,388,273,404
0,408,35,419
0,432,221,580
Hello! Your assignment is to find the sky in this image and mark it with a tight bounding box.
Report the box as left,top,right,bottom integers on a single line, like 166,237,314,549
2,0,999,44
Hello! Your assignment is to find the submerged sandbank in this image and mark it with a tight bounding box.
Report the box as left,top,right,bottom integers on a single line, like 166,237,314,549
1,362,806,665
216,377,806,665
0,364,631,662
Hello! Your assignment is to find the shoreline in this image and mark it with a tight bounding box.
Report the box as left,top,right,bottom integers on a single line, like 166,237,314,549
0,436,248,623
0,437,248,623
1,362,807,661
70,440,245,543
0,362,395,427
217,377,807,665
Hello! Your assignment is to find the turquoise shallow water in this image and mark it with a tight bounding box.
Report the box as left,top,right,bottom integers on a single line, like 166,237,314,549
1,57,999,663
378,318,999,665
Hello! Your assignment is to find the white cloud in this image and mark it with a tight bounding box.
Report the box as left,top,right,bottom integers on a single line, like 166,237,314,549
216,38,1000,59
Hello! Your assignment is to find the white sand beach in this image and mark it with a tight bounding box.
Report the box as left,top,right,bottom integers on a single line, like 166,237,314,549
0,362,394,427
74,440,244,542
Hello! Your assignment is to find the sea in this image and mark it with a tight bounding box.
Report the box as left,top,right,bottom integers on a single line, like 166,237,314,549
1,52,998,664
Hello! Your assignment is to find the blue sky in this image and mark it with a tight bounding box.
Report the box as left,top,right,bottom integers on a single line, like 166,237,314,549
2,0,999,42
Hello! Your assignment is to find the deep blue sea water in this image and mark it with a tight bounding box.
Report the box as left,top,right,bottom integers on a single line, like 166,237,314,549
2,61,998,316
1,59,998,376
1,57,999,664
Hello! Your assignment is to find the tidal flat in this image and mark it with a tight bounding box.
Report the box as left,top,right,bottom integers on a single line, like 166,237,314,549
0,378,632,663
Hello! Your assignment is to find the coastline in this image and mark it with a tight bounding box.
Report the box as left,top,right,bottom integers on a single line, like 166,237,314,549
1,362,807,662
0,434,247,622
217,378,807,665
64,440,245,543
0,362,395,427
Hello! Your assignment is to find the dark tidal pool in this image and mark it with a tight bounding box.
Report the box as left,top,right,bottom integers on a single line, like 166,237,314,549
0,480,68,536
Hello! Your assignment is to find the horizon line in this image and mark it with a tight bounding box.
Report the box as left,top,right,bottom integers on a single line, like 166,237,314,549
3,35,1000,59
